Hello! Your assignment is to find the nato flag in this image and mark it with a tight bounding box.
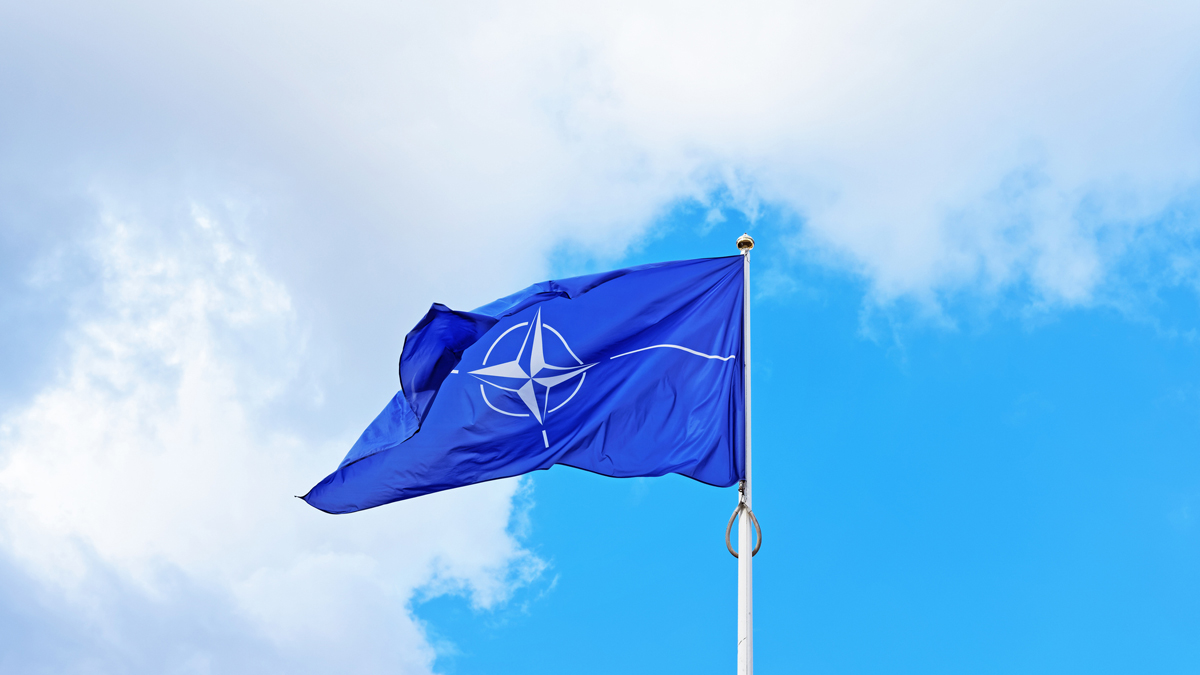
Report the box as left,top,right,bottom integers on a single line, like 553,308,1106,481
303,255,746,513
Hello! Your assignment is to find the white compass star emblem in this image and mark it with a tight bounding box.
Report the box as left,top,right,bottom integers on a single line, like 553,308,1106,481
469,308,596,424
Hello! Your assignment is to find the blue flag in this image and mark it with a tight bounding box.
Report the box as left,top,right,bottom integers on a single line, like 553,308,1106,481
304,255,746,513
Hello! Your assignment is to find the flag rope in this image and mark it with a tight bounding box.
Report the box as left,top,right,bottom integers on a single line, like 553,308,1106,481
725,498,763,558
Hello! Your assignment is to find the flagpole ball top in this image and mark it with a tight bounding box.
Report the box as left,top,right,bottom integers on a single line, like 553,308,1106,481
736,233,755,252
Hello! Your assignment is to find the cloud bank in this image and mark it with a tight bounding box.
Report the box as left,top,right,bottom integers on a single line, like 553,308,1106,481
0,209,541,673
4,0,1197,306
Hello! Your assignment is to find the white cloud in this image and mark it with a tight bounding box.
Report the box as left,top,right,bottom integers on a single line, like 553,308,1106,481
0,209,541,673
2,0,1197,316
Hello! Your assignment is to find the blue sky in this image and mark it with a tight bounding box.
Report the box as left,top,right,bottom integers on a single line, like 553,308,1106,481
412,208,1200,675
2,1,1200,673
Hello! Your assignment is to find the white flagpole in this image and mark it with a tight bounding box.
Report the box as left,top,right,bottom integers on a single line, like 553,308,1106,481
736,233,755,675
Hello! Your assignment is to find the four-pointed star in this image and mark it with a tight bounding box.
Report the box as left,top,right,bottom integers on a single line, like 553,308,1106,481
469,308,595,423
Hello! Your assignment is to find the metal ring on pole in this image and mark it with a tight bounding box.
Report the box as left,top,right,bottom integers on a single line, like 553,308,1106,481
725,502,762,558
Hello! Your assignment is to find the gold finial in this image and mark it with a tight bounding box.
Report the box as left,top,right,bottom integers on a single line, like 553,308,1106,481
736,233,755,253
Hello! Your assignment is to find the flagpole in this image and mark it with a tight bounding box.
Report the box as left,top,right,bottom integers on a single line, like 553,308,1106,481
736,233,754,675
